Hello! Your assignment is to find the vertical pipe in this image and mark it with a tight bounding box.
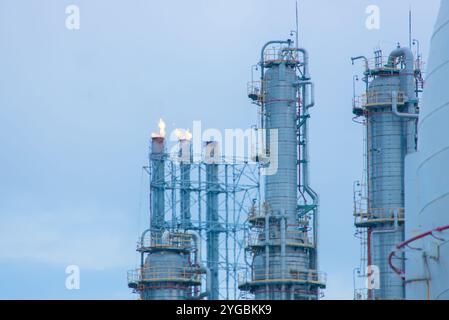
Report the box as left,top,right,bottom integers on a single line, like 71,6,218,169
151,137,165,233
232,164,237,299
280,214,287,299
179,139,192,229
388,47,418,155
206,141,220,300
225,164,229,300
295,1,299,48
264,211,270,300
367,228,372,300
171,161,176,228
198,164,202,238
409,9,412,50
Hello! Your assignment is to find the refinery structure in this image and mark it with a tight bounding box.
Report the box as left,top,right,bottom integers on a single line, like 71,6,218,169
351,1,449,300
127,36,326,300
127,124,260,300
351,45,424,299
239,40,325,299
127,1,449,301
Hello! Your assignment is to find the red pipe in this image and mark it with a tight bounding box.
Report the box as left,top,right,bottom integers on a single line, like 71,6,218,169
388,224,449,277
367,228,372,299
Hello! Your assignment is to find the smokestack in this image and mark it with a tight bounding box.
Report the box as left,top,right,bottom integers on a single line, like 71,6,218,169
150,136,165,233
179,138,192,229
205,141,220,300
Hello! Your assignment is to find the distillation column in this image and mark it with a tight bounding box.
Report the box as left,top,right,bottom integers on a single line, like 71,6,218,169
240,40,325,300
352,47,420,300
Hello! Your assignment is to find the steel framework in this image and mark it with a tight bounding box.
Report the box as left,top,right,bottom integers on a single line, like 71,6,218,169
128,138,260,300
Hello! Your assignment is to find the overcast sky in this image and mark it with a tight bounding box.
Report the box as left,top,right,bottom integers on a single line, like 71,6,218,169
0,0,441,299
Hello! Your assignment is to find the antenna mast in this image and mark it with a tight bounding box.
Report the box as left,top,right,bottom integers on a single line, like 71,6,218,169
296,1,299,48
409,7,412,48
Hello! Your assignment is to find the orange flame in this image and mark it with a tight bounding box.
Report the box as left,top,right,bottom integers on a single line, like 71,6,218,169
151,119,166,138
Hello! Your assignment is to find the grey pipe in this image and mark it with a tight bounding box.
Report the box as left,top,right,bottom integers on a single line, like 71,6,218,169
280,214,287,299
296,80,315,109
392,91,418,119
264,211,270,289
300,71,320,273
282,47,310,79
139,228,152,268
388,47,415,102
187,231,211,299
388,48,419,154
351,56,369,70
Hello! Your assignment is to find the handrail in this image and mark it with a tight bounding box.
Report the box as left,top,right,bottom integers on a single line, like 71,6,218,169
239,269,326,286
139,232,194,250
354,207,404,226
128,266,202,284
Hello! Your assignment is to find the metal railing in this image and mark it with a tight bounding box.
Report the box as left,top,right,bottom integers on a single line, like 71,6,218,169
263,47,300,64
354,207,405,226
246,229,313,249
247,81,264,103
359,91,406,108
364,56,424,71
248,206,290,221
127,266,202,285
238,269,326,287
139,232,194,250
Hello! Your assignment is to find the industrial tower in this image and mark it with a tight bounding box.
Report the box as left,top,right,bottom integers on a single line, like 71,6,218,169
351,46,424,300
239,39,326,300
127,124,260,300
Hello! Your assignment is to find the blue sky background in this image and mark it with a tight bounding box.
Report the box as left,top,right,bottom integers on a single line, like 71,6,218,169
0,0,441,299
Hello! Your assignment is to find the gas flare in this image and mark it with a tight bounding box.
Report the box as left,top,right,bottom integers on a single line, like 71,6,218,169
175,128,192,141
151,119,166,138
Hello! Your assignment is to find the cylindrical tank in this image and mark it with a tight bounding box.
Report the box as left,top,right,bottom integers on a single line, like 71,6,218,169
405,1,449,300
141,250,192,300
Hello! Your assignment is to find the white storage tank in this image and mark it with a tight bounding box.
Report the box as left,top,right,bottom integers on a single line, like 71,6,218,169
405,0,449,300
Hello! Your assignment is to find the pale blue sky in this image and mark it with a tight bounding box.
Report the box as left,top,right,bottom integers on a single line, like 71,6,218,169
0,0,441,299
